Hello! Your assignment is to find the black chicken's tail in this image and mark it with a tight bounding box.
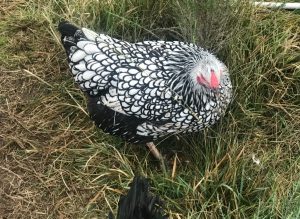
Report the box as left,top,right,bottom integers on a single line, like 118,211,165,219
109,176,168,219
58,21,79,39
57,21,81,53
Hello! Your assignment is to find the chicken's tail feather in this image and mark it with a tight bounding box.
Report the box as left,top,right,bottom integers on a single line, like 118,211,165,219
110,176,168,219
58,21,79,38
57,21,82,53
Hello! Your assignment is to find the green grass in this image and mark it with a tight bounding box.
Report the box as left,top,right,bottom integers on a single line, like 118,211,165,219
0,0,299,218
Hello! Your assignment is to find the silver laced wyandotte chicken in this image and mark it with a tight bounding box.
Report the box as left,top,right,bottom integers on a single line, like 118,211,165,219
58,21,232,168
108,176,168,219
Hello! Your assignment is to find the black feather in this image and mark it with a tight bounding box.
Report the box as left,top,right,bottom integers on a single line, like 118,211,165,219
87,96,153,143
108,176,168,219
58,21,79,39
57,21,81,53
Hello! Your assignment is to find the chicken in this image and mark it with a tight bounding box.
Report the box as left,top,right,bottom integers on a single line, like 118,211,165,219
58,21,232,169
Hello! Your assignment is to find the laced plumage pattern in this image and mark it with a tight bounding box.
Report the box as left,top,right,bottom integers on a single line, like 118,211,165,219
58,21,232,143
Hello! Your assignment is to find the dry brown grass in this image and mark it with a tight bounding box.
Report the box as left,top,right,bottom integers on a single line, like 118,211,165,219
0,9,162,217
1,3,115,217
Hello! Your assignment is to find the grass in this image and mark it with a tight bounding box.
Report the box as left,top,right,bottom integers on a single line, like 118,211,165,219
0,0,299,218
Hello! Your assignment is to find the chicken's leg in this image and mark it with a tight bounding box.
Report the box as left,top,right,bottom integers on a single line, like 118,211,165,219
146,142,166,174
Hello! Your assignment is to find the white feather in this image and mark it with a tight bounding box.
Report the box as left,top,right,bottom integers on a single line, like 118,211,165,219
139,63,147,70
82,28,98,41
84,44,100,54
129,88,139,96
131,105,141,113
71,50,86,62
82,71,96,80
95,54,107,61
74,62,87,71
89,62,101,70
77,41,92,49
148,64,157,71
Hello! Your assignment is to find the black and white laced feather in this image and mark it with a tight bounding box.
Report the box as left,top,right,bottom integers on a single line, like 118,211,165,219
58,21,232,143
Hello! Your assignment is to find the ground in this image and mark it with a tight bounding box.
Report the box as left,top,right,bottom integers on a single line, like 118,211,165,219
0,0,299,218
